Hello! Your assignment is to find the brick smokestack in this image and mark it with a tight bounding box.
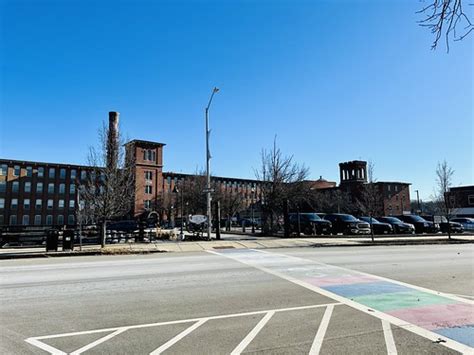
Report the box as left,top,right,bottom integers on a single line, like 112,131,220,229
107,111,119,170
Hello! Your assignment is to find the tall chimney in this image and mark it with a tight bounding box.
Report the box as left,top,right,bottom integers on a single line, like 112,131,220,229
107,111,119,169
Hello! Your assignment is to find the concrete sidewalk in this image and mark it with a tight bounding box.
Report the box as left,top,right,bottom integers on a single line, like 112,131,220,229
0,233,473,259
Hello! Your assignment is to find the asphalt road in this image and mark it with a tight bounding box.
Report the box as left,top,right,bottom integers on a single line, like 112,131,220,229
0,244,473,354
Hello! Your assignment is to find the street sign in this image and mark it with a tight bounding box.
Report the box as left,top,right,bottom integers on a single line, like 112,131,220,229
203,188,215,193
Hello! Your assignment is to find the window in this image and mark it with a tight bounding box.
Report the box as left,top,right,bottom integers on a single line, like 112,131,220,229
469,195,474,206
47,199,53,209
26,166,33,177
143,149,156,162
48,183,55,194
57,215,64,225
12,182,19,193
24,182,31,193
46,215,53,225
34,215,41,225
144,200,152,209
70,169,77,180
0,181,5,193
387,185,391,192
69,200,75,209
35,199,42,209
38,167,44,178
24,199,30,210
59,183,65,194
13,165,20,176
49,168,55,179
145,185,152,194
70,184,75,194
0,198,4,209
0,164,7,176
22,215,29,225
80,170,87,180
11,199,18,209
395,185,398,192
67,215,75,225
58,200,65,209
60,168,66,179
10,215,17,225
145,171,153,181
36,182,43,193
0,215,3,225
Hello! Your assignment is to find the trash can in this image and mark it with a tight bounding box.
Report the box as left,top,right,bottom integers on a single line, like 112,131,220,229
63,229,74,251
46,229,59,252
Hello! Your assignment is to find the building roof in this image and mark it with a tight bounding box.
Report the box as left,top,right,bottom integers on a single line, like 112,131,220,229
125,139,166,147
163,171,260,183
374,181,411,186
0,158,93,169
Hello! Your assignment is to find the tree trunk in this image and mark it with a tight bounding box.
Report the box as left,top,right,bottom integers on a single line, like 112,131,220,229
101,220,107,248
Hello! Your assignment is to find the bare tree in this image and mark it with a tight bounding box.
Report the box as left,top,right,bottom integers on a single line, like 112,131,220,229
80,122,135,247
419,0,473,51
213,182,246,229
254,138,309,235
435,160,455,239
357,162,382,241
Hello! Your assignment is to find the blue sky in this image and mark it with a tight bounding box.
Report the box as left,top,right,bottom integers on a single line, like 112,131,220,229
0,0,472,201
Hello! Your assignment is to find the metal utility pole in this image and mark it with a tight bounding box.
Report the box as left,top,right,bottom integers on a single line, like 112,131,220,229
205,87,219,240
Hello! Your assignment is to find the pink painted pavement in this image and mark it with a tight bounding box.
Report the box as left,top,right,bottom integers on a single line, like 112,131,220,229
388,303,474,330
304,274,378,287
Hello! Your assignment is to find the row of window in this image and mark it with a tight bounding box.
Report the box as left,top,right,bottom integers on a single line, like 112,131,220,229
0,198,75,210
3,214,75,226
0,164,90,180
0,181,77,194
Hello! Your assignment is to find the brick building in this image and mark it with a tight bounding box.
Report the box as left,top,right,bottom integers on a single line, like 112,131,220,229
449,185,474,217
0,113,412,227
317,160,411,216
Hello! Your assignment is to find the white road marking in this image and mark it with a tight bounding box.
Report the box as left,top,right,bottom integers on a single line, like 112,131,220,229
24,337,67,355
382,320,398,355
207,250,474,354
70,328,127,355
231,311,275,355
149,319,208,355
309,304,334,355
25,303,340,354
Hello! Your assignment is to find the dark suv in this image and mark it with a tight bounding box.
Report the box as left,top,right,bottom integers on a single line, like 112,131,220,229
421,215,464,234
323,214,371,235
395,215,440,234
288,213,332,235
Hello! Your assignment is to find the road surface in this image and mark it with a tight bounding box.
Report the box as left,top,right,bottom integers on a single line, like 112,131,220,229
0,244,473,354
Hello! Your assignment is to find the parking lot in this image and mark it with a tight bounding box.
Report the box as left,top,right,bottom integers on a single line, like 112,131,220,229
1,244,472,354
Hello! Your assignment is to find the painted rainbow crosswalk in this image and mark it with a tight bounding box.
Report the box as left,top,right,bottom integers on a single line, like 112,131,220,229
212,249,474,351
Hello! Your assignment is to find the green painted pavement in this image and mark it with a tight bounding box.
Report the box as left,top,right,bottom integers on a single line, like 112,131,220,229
352,290,456,312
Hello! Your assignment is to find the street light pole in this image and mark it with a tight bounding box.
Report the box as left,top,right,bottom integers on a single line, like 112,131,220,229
251,187,255,234
205,87,219,240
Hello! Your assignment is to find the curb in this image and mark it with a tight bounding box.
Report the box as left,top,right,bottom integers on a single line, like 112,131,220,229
0,238,472,260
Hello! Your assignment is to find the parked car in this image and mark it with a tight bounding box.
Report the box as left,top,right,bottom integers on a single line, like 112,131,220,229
378,217,415,234
288,213,332,235
395,215,440,234
323,214,371,235
358,217,393,234
450,217,474,232
421,215,464,234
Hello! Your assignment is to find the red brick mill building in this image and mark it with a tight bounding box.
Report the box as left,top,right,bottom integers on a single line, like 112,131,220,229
0,112,411,227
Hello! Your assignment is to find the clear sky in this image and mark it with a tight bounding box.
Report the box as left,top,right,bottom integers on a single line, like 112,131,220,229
0,0,472,201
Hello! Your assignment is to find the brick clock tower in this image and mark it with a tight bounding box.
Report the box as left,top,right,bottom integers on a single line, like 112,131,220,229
125,140,165,218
